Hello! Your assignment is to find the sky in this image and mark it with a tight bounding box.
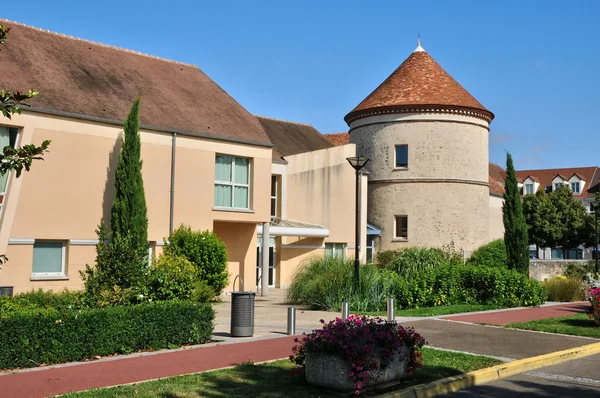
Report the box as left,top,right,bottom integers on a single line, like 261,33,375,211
3,0,599,170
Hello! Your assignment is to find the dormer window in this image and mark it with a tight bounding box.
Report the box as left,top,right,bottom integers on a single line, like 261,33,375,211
554,183,562,191
571,182,580,194
525,184,534,195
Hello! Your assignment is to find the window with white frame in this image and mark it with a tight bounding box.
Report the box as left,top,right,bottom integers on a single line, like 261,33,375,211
394,215,408,239
366,235,375,264
325,243,346,259
395,145,408,168
214,155,250,209
0,126,19,217
32,241,66,276
525,184,534,195
553,183,562,191
271,175,278,217
571,182,580,194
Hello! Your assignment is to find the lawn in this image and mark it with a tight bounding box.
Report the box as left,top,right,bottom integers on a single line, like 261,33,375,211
506,313,600,339
363,304,503,317
62,348,502,398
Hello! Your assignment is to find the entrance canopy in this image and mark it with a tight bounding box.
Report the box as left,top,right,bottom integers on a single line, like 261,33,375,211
257,217,329,238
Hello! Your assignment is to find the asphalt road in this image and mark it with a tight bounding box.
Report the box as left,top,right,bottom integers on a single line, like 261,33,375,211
444,370,600,397
400,319,600,397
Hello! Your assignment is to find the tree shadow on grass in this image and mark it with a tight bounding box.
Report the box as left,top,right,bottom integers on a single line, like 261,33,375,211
152,362,473,398
557,318,596,328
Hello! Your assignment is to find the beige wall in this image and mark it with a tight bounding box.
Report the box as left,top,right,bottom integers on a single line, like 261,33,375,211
350,112,490,252
489,195,504,241
0,111,271,293
272,144,367,288
284,144,363,244
213,221,257,292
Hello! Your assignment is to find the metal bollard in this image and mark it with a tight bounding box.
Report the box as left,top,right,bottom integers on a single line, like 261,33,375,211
342,301,350,320
287,306,296,335
387,297,395,322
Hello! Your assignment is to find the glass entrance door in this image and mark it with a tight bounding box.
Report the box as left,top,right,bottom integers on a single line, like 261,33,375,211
256,238,276,287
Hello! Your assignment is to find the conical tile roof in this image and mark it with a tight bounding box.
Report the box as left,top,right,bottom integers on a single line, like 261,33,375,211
345,48,494,124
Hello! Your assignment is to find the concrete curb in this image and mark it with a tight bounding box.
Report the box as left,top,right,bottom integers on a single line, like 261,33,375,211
380,341,600,398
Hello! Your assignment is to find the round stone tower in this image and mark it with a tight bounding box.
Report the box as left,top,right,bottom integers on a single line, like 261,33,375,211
345,41,494,252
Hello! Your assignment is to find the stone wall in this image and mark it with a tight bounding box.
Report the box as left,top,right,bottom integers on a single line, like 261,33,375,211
529,260,589,281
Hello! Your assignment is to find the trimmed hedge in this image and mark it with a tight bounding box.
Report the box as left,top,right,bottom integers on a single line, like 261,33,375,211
0,301,214,370
388,264,547,309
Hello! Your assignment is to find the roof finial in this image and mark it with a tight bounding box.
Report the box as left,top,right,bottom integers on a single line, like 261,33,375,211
414,33,425,53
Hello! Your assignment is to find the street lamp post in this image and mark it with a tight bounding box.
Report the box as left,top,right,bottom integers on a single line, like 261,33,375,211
346,156,370,287
594,203,599,273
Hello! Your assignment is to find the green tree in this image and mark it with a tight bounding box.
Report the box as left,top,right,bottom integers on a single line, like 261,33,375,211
502,152,529,274
523,191,557,255
550,185,590,258
80,99,149,302
110,97,148,254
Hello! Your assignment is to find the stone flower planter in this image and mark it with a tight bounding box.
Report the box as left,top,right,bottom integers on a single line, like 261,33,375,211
305,345,410,391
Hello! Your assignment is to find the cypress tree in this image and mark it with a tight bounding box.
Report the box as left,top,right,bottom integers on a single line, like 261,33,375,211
502,152,529,274
111,97,148,257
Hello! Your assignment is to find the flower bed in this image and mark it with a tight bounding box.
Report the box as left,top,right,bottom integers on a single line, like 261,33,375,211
290,315,425,394
590,287,600,326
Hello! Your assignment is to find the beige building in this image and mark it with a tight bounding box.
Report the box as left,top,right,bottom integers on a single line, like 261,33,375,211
0,20,365,295
337,41,500,252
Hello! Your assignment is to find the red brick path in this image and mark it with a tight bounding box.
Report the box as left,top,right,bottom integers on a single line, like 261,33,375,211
444,302,591,325
0,336,297,398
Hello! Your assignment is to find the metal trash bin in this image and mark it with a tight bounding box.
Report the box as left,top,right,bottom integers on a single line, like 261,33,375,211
0,286,13,297
230,291,255,337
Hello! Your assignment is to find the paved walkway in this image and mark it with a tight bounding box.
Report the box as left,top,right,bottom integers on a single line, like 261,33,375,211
443,302,591,325
0,297,594,397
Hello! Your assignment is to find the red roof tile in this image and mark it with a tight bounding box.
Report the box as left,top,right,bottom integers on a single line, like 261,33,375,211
345,50,493,124
489,175,505,196
489,163,506,185
0,19,271,146
324,132,350,146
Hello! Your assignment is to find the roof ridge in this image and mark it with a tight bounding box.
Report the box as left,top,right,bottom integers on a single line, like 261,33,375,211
517,166,598,172
0,18,198,69
255,115,314,127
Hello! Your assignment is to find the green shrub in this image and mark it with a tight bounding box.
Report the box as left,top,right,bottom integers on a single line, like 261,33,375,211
164,225,229,295
541,276,587,302
468,239,507,269
0,289,83,315
375,250,401,268
286,257,547,311
80,221,148,307
395,264,547,309
145,254,215,302
563,262,596,280
388,248,455,277
285,256,395,312
0,301,214,370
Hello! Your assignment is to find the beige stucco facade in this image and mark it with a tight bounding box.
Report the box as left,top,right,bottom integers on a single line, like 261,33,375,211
489,195,504,242
0,111,366,294
269,144,367,288
349,112,491,252
0,111,272,294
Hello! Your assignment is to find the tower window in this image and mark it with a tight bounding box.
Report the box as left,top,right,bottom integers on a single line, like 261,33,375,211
394,215,408,239
395,145,408,168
